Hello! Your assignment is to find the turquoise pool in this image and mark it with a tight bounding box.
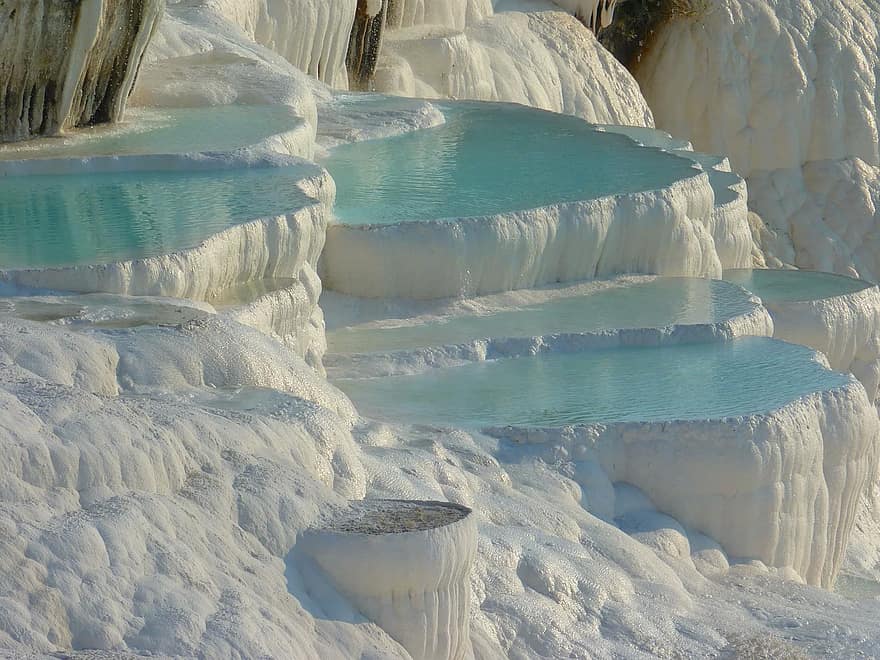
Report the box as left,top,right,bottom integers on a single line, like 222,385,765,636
327,278,757,354
724,269,872,303
334,338,850,427
0,166,312,268
0,105,301,160
321,102,699,225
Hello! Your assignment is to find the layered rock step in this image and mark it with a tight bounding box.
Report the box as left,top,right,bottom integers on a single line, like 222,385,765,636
725,268,880,401
334,337,878,588
319,99,754,299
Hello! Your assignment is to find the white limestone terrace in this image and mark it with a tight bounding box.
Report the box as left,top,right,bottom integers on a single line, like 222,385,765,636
725,268,880,402
0,101,333,367
319,99,754,300
322,276,773,378
3,0,880,656
336,337,879,588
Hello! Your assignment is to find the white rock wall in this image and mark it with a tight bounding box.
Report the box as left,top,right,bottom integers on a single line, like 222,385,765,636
495,380,880,588
635,0,880,280
375,9,653,126
197,0,357,87
385,0,493,31
747,159,880,280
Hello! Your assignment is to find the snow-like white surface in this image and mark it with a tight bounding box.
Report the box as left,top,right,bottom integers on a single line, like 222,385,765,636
747,158,880,280
221,275,328,373
550,0,619,31
195,0,356,88
2,0,880,656
321,171,752,299
636,0,880,178
635,0,880,280
316,93,446,151
385,0,493,31
375,7,653,126
1,312,880,656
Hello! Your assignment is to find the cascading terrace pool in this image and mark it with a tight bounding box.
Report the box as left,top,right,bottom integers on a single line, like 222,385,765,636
0,105,304,161
326,277,761,355
333,337,851,428
724,268,873,303
0,165,314,268
321,101,700,225
318,98,753,299
0,104,313,270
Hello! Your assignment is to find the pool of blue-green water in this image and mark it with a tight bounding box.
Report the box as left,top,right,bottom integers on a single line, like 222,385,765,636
0,105,300,160
724,269,872,303
328,278,757,354
321,101,700,225
0,166,312,268
334,337,850,427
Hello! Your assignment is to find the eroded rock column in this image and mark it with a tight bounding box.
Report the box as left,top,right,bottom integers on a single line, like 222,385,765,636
347,0,388,89
0,0,163,142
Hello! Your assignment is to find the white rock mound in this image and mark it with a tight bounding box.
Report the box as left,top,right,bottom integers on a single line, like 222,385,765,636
635,0,880,280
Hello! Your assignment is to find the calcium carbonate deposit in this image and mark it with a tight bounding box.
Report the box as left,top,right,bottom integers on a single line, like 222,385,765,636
1,0,880,658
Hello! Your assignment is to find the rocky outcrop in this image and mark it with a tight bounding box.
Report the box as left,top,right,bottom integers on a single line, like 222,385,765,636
347,0,389,89
0,0,163,142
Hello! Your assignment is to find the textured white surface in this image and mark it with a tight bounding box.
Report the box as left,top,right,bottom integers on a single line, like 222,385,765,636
635,0,880,280
321,171,752,299
375,8,653,126
762,283,880,402
198,0,357,87
2,0,880,655
385,0,493,30
492,378,880,589
550,0,619,30
747,159,880,281
0,314,879,656
636,0,880,178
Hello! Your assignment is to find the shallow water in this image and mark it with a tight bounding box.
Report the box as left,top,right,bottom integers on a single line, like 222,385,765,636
835,574,880,601
328,278,757,354
334,337,850,427
0,105,300,160
724,269,872,303
322,101,699,225
0,166,312,268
